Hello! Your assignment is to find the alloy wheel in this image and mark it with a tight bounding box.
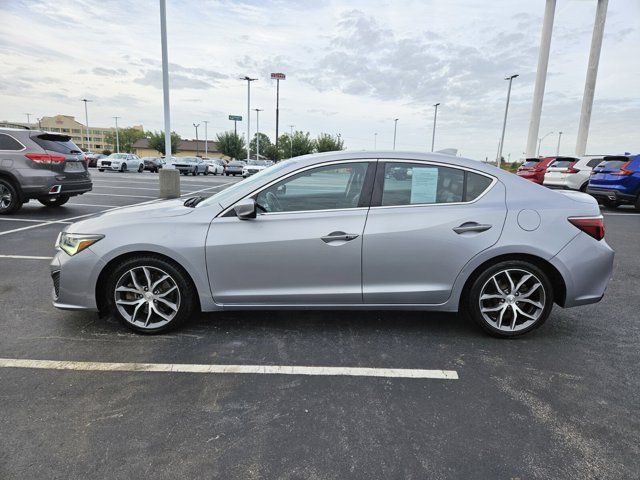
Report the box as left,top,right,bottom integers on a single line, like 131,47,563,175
0,184,12,209
114,266,181,329
478,268,546,332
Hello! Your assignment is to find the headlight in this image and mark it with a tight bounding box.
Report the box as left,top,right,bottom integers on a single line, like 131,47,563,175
55,232,104,256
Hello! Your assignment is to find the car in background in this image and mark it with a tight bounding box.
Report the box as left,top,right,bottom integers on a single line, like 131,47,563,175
225,160,246,176
587,154,640,211
516,157,555,184
0,127,92,214
97,153,144,172
543,156,603,192
242,159,274,177
85,153,105,168
142,157,163,173
203,158,226,175
173,157,208,176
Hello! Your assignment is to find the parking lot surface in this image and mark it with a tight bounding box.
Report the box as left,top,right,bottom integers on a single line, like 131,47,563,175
0,170,638,479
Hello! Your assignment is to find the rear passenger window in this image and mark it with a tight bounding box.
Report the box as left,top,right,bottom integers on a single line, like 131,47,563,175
466,172,493,201
0,134,24,151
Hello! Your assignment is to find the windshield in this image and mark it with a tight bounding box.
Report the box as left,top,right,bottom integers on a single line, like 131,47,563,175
196,159,295,209
229,161,245,166
109,153,128,159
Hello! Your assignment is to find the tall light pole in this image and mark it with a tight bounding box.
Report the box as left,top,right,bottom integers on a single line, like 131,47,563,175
431,103,440,152
81,98,92,152
556,131,563,156
289,124,294,159
374,132,378,150
113,116,120,153
203,120,209,158
159,0,172,160
241,76,257,161
254,108,263,159
193,123,200,157
537,131,554,157
24,113,32,126
496,74,518,168
393,118,399,150
271,73,285,154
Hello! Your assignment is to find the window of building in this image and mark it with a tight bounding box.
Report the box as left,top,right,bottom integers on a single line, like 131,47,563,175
72,129,81,133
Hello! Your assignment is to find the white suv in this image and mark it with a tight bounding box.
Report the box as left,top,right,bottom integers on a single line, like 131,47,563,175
97,153,144,172
543,156,603,191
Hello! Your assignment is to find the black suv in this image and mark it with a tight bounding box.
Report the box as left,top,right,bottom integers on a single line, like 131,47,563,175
0,127,93,214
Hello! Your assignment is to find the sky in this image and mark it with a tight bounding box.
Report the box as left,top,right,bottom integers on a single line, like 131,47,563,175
0,0,638,160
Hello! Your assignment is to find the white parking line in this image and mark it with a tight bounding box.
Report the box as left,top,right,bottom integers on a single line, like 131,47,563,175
0,255,53,260
0,218,72,224
84,192,156,199
66,203,120,208
0,358,459,380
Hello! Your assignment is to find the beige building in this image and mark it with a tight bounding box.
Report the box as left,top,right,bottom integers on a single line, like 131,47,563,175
133,138,226,159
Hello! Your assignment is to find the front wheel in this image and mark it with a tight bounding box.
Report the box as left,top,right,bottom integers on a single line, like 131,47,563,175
467,261,553,338
106,256,196,334
38,195,70,207
138,164,144,173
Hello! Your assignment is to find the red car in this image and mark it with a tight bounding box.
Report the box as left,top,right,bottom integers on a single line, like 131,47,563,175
517,157,556,184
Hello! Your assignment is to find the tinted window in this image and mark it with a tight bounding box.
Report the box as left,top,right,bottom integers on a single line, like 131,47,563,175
522,159,540,168
381,163,465,206
0,134,24,151
255,162,369,213
31,134,82,154
466,172,493,201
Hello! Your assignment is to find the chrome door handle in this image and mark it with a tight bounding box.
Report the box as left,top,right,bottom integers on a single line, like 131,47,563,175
321,231,360,243
453,223,492,234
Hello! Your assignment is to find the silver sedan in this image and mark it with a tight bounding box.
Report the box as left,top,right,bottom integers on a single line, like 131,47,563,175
51,151,614,337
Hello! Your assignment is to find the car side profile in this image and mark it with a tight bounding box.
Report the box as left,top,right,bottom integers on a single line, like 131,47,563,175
516,156,555,184
0,127,92,214
587,154,640,211
97,153,144,172
51,151,614,338
173,157,208,176
203,158,226,175
543,156,603,191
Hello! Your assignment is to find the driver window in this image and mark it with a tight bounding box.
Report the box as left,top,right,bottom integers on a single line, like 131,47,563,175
255,162,369,213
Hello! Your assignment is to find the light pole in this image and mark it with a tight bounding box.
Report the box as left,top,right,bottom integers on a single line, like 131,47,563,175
159,0,172,160
203,120,209,158
289,124,294,159
271,73,285,154
254,108,263,159
113,116,120,153
556,131,563,156
431,103,440,152
393,118,399,150
25,113,32,126
496,74,518,168
81,98,92,152
374,132,378,150
537,131,553,157
241,76,257,161
193,123,200,157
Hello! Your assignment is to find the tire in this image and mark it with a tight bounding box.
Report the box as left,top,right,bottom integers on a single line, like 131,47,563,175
602,199,620,209
466,260,553,338
38,195,70,207
98,169,104,172
105,255,196,334
119,164,126,173
225,173,229,176
204,169,209,176
192,170,197,176
0,178,23,215
138,164,144,173
635,195,640,213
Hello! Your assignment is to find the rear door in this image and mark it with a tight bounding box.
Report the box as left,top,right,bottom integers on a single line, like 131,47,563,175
362,160,506,304
30,133,88,178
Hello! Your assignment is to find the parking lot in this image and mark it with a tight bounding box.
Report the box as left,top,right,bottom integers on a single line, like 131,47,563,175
0,169,638,478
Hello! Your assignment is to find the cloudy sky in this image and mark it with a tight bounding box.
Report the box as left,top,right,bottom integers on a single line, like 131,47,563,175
0,0,638,159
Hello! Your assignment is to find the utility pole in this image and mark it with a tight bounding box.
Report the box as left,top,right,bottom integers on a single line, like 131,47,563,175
203,120,209,158
241,76,257,161
193,123,200,157
374,132,377,150
81,98,92,152
431,103,440,152
289,124,294,159
113,116,120,153
159,0,172,160
25,113,32,126
556,131,563,156
497,74,518,168
393,118,399,150
254,109,263,159
271,73,286,154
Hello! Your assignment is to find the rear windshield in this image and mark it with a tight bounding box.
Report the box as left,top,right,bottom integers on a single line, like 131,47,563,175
31,134,82,154
598,159,628,170
229,161,245,166
550,159,575,168
522,159,540,168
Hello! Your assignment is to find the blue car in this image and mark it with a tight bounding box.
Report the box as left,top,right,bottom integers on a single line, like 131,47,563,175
587,154,640,211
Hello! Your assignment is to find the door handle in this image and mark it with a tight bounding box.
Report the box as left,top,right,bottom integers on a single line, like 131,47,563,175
321,231,360,243
453,223,492,234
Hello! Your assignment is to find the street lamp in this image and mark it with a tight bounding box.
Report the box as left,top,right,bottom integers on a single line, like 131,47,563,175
431,103,440,152
271,73,286,153
193,123,200,157
113,116,120,153
496,74,518,167
537,131,554,157
393,118,399,150
289,124,295,159
241,76,257,161
254,109,263,159
81,98,92,152
556,131,563,156
203,120,209,158
159,0,172,160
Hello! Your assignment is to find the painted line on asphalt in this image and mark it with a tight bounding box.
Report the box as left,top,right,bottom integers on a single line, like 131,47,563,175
0,255,54,260
85,192,156,199
66,203,122,208
0,358,459,380
603,212,638,216
0,218,72,224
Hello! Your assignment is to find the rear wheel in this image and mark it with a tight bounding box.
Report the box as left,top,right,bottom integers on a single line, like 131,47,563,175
0,179,23,214
98,169,104,172
467,260,553,338
38,195,70,207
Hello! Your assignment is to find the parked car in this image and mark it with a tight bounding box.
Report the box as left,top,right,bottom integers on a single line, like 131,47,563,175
142,157,163,173
242,160,274,177
225,160,246,176
85,153,105,168
516,157,556,184
51,151,613,338
203,158,226,175
587,154,640,210
543,156,603,191
97,153,144,172
173,157,208,176
0,127,92,214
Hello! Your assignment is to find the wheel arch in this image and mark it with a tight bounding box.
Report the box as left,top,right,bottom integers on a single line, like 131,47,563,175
0,170,23,197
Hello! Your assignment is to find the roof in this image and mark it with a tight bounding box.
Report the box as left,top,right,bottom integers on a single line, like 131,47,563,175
133,138,220,153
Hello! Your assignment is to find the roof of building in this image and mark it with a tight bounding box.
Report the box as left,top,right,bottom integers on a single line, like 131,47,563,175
133,138,220,153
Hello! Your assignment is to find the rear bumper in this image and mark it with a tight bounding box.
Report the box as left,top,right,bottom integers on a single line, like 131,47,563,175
586,187,636,203
20,176,92,199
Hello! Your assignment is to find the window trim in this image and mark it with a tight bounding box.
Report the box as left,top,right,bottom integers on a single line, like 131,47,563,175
370,159,497,209
0,133,26,152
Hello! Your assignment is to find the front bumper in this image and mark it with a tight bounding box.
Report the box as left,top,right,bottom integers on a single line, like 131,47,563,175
98,162,122,171
586,187,636,203
50,248,105,311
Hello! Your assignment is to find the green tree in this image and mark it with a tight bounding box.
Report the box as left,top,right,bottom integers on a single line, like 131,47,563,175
250,133,272,158
315,133,345,152
147,130,181,156
263,143,281,161
278,131,315,159
215,131,246,160
104,127,146,153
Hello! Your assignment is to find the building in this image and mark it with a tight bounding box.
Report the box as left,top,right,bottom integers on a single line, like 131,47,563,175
133,138,226,159
0,115,143,153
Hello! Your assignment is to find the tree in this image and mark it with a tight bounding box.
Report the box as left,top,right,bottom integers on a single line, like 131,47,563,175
101,149,112,156
278,131,315,159
104,127,146,153
147,130,181,156
249,133,272,158
315,133,345,152
215,131,246,160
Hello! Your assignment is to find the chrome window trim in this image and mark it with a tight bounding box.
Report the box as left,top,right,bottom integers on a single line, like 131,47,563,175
0,133,27,152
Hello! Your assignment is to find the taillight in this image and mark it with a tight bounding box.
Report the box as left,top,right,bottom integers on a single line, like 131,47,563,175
568,216,605,241
611,161,632,176
25,153,65,164
565,162,579,174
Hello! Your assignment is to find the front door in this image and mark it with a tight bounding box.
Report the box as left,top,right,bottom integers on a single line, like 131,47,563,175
206,161,374,305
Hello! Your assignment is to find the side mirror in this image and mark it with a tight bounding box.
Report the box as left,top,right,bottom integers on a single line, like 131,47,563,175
233,197,257,220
